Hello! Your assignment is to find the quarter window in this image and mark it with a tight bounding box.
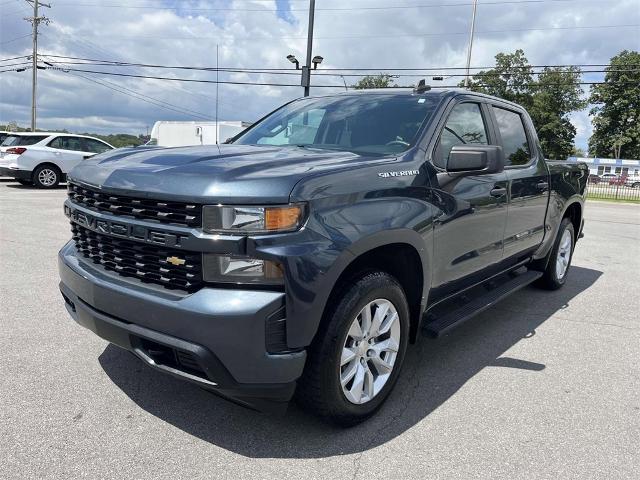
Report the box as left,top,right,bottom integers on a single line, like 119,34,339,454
434,103,488,168
83,138,112,154
493,107,531,166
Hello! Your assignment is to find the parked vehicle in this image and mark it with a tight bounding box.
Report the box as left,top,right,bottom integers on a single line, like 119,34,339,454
626,177,640,188
0,130,12,145
600,173,618,184
588,174,601,184
58,88,587,425
0,132,114,188
150,121,250,147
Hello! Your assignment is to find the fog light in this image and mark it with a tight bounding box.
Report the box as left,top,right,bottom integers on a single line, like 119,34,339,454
202,254,284,285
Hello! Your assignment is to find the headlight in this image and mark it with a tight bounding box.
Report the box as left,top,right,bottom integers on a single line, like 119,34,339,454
203,254,284,285
202,204,305,234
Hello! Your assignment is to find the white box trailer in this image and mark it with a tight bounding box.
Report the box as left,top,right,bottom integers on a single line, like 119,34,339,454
150,121,249,147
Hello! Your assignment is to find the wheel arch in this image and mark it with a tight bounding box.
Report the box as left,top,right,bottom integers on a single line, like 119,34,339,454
317,230,429,345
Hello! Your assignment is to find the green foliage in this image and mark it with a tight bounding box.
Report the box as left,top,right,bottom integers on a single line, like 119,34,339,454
588,50,640,159
464,49,586,160
353,74,396,90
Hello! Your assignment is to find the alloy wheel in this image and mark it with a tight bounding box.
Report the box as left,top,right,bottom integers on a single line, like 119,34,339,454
340,299,400,405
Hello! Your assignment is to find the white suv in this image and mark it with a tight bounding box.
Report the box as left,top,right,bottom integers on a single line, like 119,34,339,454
0,132,114,188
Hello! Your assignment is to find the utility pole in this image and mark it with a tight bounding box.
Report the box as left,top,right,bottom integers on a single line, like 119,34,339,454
215,44,219,145
25,0,51,131
464,0,477,88
302,0,316,96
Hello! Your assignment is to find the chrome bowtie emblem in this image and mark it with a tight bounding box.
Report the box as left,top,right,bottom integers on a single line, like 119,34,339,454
166,256,186,266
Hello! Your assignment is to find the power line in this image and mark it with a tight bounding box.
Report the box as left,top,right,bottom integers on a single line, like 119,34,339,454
38,59,634,78
61,70,215,120
50,0,591,13
0,33,31,45
0,55,31,62
37,54,639,74
21,65,636,89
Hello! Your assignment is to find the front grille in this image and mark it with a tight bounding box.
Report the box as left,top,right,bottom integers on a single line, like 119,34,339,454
68,182,202,228
72,223,203,292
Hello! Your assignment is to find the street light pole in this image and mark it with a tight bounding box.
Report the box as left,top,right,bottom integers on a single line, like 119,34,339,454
26,0,51,131
464,0,478,88
303,0,316,96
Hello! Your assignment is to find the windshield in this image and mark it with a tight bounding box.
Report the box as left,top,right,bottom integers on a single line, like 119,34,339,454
234,94,440,155
1,135,48,146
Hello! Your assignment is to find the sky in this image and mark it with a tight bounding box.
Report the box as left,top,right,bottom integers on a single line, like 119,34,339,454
0,0,639,151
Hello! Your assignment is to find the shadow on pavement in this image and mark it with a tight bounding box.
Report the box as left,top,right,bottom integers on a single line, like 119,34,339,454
99,265,602,458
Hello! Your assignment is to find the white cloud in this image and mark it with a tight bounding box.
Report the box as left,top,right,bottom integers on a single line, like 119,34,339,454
0,0,638,145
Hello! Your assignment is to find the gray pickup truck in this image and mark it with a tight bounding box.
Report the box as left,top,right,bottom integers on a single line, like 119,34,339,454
58,87,587,425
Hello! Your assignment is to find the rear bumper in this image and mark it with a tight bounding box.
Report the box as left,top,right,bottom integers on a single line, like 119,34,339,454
0,167,31,181
58,241,306,411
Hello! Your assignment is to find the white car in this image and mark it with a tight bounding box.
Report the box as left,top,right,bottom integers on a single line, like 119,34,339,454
0,132,114,188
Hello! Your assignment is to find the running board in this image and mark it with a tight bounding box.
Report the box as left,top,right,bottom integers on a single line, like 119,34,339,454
422,269,543,338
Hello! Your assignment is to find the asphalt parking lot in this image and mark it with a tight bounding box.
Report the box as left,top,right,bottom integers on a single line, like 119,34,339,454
1,180,638,480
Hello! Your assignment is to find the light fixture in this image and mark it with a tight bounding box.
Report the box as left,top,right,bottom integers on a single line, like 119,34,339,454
286,54,299,70
312,55,323,69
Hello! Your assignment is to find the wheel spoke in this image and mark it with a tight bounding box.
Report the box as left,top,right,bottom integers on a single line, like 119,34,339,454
364,368,375,399
360,304,372,335
348,321,363,341
348,364,366,403
370,355,393,374
377,311,398,336
370,301,390,337
341,362,358,387
341,347,357,367
371,337,399,355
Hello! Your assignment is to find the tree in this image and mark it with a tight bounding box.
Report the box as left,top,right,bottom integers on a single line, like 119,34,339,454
465,49,535,108
589,50,640,159
465,50,585,159
530,67,586,159
353,74,396,89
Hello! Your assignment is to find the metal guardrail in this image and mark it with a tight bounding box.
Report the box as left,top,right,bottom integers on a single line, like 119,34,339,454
587,178,640,202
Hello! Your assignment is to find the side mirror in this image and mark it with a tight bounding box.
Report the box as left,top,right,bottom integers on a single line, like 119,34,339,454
447,145,505,175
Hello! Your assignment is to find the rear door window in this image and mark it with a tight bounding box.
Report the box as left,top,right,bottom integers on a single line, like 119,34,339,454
49,136,85,151
83,138,112,154
492,107,531,166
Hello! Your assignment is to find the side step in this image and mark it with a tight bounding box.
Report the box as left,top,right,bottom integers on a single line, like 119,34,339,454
422,269,543,338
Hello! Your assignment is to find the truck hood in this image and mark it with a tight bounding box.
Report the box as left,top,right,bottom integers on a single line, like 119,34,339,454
69,144,392,203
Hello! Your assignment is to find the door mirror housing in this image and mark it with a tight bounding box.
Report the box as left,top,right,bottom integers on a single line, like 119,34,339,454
447,145,505,175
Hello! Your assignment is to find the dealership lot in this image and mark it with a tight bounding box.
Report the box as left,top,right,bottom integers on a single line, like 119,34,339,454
0,181,638,480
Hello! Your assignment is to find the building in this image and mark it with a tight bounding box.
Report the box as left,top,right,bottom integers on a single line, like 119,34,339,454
566,157,640,177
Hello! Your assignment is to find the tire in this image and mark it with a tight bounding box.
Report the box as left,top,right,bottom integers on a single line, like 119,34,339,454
17,180,32,186
632,182,640,189
297,271,410,426
32,165,61,189
538,218,575,290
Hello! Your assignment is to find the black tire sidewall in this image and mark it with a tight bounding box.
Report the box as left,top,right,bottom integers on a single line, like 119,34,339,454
317,273,410,422
545,218,575,288
33,165,60,189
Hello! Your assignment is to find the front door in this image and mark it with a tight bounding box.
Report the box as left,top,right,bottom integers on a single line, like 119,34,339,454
429,101,508,299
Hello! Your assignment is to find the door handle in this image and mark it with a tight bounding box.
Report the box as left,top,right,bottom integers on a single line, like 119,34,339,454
490,187,507,198
536,181,549,190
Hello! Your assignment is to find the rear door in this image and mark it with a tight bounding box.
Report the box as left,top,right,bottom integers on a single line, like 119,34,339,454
48,136,89,172
490,105,549,261
429,100,509,297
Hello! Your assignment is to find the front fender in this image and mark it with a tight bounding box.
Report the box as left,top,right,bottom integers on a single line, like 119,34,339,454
251,195,435,349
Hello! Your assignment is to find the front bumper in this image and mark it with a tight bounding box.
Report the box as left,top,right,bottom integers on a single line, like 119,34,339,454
0,167,31,181
58,241,306,411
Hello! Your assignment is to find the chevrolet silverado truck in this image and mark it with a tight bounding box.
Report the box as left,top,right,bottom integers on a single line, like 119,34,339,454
58,88,587,425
